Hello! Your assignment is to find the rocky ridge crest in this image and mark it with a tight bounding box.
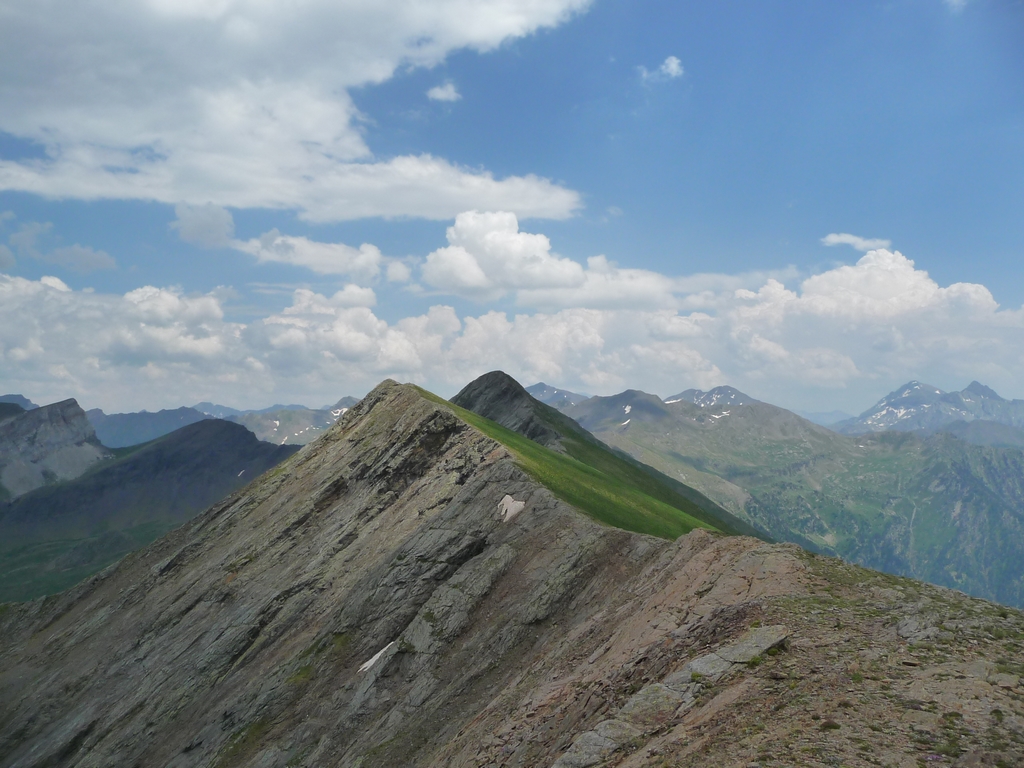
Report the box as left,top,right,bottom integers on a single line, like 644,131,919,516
1,381,1023,766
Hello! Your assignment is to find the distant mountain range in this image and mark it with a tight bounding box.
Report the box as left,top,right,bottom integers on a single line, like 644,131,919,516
665,385,757,408
0,419,299,602
219,397,359,444
80,396,362,448
525,382,590,409
560,382,1024,607
87,406,210,448
835,380,1024,439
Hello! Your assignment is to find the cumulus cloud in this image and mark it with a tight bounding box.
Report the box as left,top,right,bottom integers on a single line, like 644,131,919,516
427,82,462,102
4,243,1023,413
421,211,736,310
640,56,684,83
422,210,585,299
386,261,413,283
821,232,892,251
232,230,382,280
0,1,586,221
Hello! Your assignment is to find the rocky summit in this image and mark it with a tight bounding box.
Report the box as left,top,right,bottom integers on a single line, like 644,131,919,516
2,381,1024,767
0,399,110,500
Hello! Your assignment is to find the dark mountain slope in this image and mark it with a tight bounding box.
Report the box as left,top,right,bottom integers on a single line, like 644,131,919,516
0,394,37,410
0,419,299,602
2,381,1024,767
86,405,210,447
0,402,24,422
451,371,763,538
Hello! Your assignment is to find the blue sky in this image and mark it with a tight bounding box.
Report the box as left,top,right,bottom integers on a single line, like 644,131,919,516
1,0,1022,412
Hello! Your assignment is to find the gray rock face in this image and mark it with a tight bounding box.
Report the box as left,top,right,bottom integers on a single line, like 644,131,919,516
0,398,109,498
0,381,671,767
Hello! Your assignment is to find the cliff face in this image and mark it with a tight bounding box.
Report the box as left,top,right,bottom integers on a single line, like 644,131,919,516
1,382,1023,768
0,398,109,499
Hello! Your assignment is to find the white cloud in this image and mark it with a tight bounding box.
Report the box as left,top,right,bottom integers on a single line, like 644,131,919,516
640,55,684,83
232,230,382,280
422,210,585,299
427,82,462,102
821,232,893,252
945,0,969,11
386,261,413,283
660,56,684,78
0,0,586,221
0,245,14,270
4,243,1023,413
172,203,235,248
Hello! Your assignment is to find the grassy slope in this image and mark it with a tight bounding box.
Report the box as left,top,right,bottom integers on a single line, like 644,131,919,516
587,402,1024,606
418,387,716,540
522,394,762,537
0,521,176,603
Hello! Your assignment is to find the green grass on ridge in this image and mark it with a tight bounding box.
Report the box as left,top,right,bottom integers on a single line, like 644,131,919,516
416,387,716,540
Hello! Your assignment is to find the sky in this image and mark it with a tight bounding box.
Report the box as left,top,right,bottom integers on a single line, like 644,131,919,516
1,0,1022,414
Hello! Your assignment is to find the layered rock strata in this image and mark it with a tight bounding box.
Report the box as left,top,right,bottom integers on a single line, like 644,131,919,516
1,381,1022,767
0,398,109,498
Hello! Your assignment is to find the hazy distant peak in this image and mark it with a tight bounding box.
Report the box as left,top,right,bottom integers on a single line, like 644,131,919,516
963,381,1003,401
525,382,590,410
838,379,1024,435
0,394,39,411
666,386,757,409
192,401,242,418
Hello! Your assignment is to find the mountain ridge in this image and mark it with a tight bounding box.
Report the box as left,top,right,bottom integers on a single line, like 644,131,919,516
3,379,1024,766
836,380,1024,434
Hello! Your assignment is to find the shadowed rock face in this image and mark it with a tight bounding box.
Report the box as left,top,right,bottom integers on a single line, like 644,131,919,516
2,381,1024,768
0,398,109,498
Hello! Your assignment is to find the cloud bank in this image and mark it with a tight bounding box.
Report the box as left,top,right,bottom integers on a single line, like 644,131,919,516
3,215,1021,412
0,0,586,221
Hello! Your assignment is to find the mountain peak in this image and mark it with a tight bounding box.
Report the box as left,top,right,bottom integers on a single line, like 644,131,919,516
452,371,563,449
666,385,757,408
964,381,1003,401
525,382,590,410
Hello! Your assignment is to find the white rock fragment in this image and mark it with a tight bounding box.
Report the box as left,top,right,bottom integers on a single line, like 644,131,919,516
358,641,395,673
498,495,525,523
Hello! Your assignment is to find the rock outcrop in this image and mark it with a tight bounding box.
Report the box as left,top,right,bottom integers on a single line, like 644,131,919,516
1,381,1023,767
0,398,109,499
